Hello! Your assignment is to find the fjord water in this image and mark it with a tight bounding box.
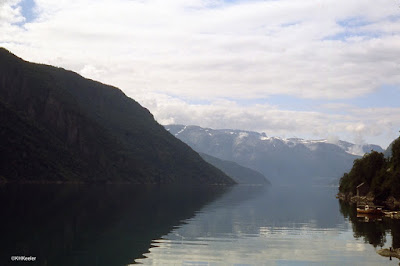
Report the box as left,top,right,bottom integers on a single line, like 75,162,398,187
0,185,398,265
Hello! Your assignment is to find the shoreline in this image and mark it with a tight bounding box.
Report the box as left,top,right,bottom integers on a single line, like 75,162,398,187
337,192,400,219
336,192,374,205
337,192,400,207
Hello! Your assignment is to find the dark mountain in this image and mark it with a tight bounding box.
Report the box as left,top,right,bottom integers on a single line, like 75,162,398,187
165,125,383,185
0,48,234,184
199,153,270,185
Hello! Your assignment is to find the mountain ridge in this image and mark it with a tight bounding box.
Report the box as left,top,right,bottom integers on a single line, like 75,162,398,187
167,124,383,156
165,124,384,185
0,48,234,184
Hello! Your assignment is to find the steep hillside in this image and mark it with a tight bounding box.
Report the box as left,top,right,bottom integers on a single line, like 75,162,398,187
0,48,234,184
0,100,85,182
165,125,382,185
199,153,270,185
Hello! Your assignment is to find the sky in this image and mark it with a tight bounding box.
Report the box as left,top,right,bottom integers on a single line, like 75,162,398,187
1,0,400,149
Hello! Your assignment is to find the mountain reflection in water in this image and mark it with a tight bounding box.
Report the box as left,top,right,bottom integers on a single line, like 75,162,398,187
0,184,228,266
1,184,399,265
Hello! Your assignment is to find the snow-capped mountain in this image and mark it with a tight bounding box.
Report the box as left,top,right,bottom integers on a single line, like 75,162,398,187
165,125,384,185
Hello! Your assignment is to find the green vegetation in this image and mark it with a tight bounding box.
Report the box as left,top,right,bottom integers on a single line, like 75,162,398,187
0,48,234,184
339,136,400,200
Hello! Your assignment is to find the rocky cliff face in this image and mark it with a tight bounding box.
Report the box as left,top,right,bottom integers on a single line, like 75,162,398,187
0,48,234,184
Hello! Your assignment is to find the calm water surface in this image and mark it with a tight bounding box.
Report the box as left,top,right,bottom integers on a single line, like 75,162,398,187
136,185,399,265
0,184,398,265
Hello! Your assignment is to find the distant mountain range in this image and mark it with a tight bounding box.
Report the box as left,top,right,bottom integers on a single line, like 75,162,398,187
384,139,396,158
165,125,384,185
0,48,234,184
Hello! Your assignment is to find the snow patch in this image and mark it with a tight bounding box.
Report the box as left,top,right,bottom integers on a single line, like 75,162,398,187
346,145,365,156
238,132,249,139
175,125,187,136
234,132,249,146
304,143,318,151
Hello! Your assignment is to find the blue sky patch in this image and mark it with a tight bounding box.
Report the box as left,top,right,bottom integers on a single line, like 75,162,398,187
345,85,400,109
19,0,36,25
323,16,383,41
221,85,400,114
337,17,371,28
281,21,301,27
323,31,383,41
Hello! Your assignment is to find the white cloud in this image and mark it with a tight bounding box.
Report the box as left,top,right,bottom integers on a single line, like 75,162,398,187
80,64,107,81
0,0,22,24
1,0,399,147
0,0,25,43
135,92,400,147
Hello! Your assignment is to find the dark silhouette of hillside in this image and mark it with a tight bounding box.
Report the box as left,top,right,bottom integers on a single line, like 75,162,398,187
0,48,234,184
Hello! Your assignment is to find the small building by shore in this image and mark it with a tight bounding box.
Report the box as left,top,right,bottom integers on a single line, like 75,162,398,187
356,182,369,197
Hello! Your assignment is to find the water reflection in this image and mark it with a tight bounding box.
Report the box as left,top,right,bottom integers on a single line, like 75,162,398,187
339,200,400,252
138,186,398,265
0,184,228,266
2,184,399,265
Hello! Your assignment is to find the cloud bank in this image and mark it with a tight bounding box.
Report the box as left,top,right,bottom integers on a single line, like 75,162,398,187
1,0,399,147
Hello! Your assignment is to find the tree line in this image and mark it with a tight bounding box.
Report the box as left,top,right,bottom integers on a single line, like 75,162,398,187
339,136,400,201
